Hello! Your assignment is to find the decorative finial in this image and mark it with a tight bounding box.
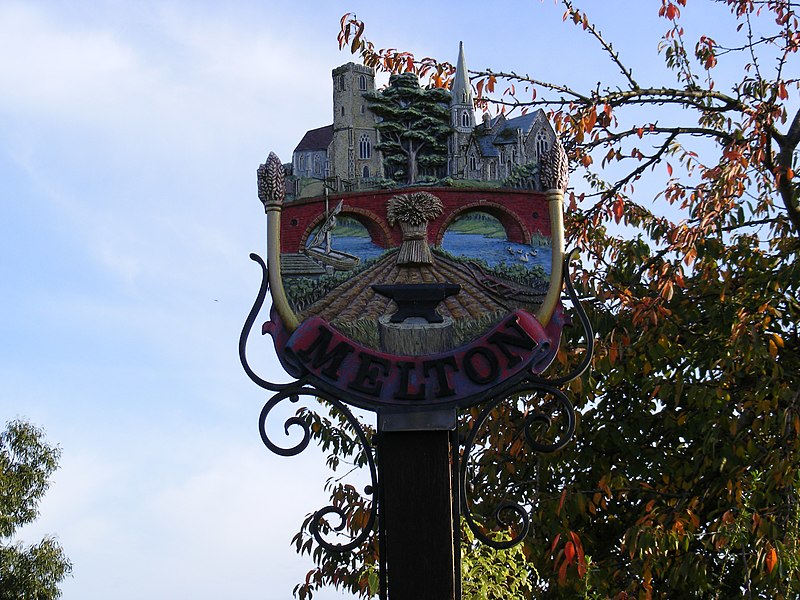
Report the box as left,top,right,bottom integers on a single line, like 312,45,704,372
541,136,569,194
257,152,285,211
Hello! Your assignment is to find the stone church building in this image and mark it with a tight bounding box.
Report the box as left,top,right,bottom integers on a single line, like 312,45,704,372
290,44,556,193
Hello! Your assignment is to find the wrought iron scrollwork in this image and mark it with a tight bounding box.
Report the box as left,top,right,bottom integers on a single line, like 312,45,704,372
459,381,577,549
243,248,592,555
459,251,592,550
242,253,379,553
258,386,378,553
239,253,303,393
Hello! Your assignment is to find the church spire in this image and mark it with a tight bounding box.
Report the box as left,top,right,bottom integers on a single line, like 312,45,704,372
448,42,475,178
451,41,472,107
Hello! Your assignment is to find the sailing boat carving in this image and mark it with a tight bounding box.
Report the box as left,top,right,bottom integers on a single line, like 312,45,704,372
303,198,360,271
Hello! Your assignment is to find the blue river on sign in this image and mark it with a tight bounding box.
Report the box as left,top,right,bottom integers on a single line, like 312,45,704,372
328,232,552,275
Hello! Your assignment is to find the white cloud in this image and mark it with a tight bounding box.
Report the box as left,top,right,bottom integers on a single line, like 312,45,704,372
0,1,333,159
0,4,139,116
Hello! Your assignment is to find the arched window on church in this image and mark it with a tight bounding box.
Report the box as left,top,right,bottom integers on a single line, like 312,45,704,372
461,111,470,128
462,90,468,103
363,165,370,178
469,154,477,172
313,154,321,175
359,74,367,91
359,134,371,159
536,130,549,159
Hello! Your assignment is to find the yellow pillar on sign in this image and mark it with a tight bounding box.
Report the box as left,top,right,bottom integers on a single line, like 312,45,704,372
536,189,565,327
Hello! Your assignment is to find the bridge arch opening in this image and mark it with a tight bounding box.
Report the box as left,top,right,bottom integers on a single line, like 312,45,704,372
433,202,530,246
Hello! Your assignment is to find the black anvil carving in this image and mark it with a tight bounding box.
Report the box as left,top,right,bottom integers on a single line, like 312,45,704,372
372,283,461,324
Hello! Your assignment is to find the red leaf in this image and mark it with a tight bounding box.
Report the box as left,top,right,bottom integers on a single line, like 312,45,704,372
666,3,680,20
613,197,625,223
558,558,569,585
564,541,576,564
667,162,673,176
549,533,561,556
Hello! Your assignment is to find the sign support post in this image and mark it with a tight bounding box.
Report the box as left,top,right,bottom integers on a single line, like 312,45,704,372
378,428,457,599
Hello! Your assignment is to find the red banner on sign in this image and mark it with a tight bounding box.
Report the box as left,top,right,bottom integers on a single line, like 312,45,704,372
264,306,563,409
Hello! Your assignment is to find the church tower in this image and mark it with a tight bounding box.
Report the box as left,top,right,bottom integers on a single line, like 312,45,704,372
448,42,475,177
330,63,382,183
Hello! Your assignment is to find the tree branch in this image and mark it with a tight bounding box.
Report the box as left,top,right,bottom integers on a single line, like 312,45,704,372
562,0,639,89
774,107,800,234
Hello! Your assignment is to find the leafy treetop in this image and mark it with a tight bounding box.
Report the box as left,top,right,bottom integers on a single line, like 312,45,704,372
364,72,451,184
0,420,72,600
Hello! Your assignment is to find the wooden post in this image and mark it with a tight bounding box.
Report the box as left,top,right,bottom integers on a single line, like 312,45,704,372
375,288,461,599
379,429,457,600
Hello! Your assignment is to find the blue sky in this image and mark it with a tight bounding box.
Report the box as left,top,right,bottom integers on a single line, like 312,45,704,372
0,1,748,598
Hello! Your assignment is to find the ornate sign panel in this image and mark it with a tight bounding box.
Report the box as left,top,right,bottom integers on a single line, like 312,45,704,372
256,142,570,413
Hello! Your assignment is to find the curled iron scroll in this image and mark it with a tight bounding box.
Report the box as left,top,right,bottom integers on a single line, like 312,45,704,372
459,381,576,550
239,253,303,393
258,386,378,553
459,250,591,550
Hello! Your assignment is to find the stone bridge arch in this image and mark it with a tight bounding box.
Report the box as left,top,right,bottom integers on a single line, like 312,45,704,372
432,201,531,246
299,205,394,249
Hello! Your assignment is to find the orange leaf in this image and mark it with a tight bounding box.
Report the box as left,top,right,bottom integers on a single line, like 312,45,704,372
766,547,778,573
558,488,568,515
667,162,673,176
585,110,597,132
608,343,618,364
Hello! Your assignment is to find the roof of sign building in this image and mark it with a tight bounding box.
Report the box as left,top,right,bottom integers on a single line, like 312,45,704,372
472,111,545,157
294,125,334,153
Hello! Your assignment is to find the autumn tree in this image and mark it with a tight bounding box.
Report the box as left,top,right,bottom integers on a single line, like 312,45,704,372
288,2,800,598
364,72,451,184
0,420,72,599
